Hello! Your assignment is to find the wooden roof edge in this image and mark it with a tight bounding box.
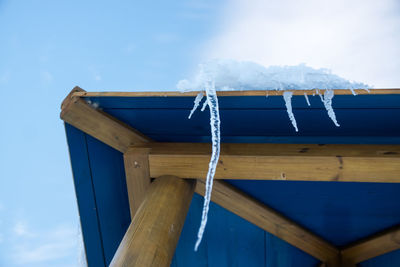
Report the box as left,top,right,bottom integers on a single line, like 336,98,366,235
70,88,400,98
61,86,86,110
60,86,151,153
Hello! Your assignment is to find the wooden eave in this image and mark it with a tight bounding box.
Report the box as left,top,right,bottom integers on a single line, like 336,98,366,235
69,88,400,98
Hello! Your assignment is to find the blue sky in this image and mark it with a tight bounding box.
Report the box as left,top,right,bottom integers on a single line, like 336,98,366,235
0,1,226,266
0,0,399,266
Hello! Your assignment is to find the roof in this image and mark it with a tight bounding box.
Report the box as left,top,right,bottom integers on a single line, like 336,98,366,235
64,89,400,266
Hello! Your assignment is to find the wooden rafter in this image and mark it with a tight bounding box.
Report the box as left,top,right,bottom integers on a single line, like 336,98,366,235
341,225,400,264
146,143,400,183
61,86,151,153
195,179,340,264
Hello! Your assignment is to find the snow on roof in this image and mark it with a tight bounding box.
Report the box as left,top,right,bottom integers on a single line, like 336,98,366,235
177,59,369,91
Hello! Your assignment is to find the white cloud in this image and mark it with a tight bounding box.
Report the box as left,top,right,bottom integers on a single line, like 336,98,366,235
10,222,82,266
40,70,53,83
13,221,32,237
13,241,74,264
204,0,400,88
89,66,102,81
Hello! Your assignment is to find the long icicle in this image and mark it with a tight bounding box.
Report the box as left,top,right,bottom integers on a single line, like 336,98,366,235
194,80,221,251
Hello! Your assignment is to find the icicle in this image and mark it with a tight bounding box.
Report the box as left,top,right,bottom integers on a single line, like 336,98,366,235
194,80,221,251
283,91,298,132
318,92,324,102
323,89,340,127
266,92,269,98
364,88,370,93
188,92,204,119
349,88,357,95
201,99,208,111
304,92,311,106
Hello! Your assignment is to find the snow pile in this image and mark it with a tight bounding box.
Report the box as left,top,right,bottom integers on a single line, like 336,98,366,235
177,59,369,91
177,59,369,250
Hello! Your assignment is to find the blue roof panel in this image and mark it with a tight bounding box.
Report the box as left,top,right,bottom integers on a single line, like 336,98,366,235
65,93,400,266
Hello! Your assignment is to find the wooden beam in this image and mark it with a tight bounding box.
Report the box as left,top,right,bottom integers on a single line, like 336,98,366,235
110,176,196,267
71,88,400,97
146,143,400,182
61,87,151,153
195,179,339,263
123,147,151,217
341,225,400,264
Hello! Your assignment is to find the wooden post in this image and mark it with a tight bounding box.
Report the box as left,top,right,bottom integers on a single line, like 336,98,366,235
123,147,152,218
110,176,196,267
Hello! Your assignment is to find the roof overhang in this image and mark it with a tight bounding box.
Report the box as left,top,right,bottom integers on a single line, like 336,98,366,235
62,87,400,267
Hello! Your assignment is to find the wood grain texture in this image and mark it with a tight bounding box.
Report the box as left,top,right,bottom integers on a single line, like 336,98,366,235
72,88,400,97
195,180,339,263
123,147,151,218
145,143,400,182
60,89,151,153
110,176,196,267
341,225,400,264
61,86,85,109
